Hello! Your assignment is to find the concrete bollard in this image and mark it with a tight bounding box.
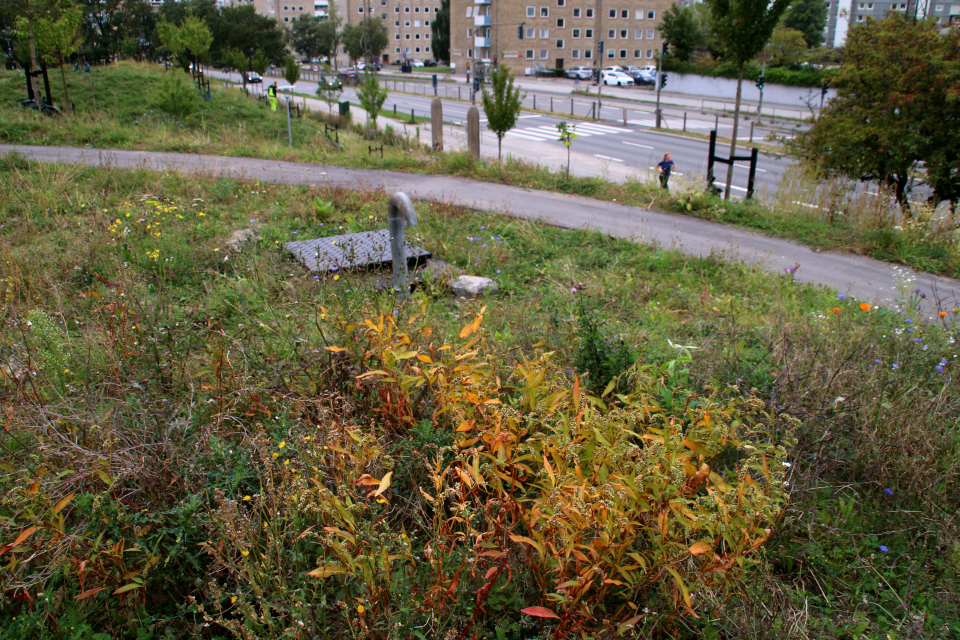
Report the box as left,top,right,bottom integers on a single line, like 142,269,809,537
467,105,480,158
388,192,418,297
431,97,443,151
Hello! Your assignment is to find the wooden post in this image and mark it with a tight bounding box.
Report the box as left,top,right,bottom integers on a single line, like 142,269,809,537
431,97,443,151
683,112,687,131
467,105,480,158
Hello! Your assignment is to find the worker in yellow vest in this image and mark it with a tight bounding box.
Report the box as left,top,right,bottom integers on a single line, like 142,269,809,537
268,82,278,112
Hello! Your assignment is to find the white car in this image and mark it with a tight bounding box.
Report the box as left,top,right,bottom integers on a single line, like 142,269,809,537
565,65,593,80
602,71,634,86
411,59,425,67
602,65,626,74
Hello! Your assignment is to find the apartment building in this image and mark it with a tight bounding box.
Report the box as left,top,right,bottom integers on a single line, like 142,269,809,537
450,0,670,75
219,0,331,26
340,0,443,63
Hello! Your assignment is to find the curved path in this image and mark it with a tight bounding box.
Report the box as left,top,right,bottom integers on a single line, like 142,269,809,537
2,143,958,311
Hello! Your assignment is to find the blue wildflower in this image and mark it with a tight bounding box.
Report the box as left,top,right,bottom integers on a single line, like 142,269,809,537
885,488,893,496
879,545,889,553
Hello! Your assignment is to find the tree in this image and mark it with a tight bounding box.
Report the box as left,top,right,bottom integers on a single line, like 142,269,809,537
341,18,387,63
78,0,123,65
431,0,449,62
708,0,790,199
32,2,82,106
284,54,300,86
178,14,211,68
767,27,807,66
251,50,268,76
658,3,705,63
208,5,285,65
222,46,248,87
556,121,577,175
793,14,960,212
783,0,828,48
289,14,323,61
118,0,157,61
481,61,523,160
2,0,60,100
357,70,387,131
317,18,340,66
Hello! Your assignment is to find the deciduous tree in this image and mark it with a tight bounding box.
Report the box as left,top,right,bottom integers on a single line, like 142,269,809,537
32,2,82,105
431,0,449,62
357,70,387,131
289,14,323,61
658,3,705,63
707,0,790,199
481,61,523,160
341,18,387,64
783,0,828,48
793,14,960,211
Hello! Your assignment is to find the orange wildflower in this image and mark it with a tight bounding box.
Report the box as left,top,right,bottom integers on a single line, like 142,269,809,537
860,303,871,311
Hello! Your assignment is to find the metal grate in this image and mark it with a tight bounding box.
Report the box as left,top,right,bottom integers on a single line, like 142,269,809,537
284,229,431,272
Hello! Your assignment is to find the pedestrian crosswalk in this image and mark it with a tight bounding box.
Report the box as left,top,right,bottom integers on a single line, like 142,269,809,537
504,122,627,142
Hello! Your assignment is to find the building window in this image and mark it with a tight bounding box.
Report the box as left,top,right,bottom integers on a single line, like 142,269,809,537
635,29,643,38
395,6,399,11
636,9,643,19
585,8,593,17
607,49,615,58
425,33,430,38
539,49,548,59
283,5,287,9
634,49,641,58
558,0,565,5
585,28,593,37
572,49,580,58
425,19,430,25
425,46,430,51
619,49,627,58
357,6,362,11
405,33,410,39
396,47,401,52
584,49,592,58
620,29,627,38
857,2,863,7
573,7,580,17
395,33,400,39
526,6,535,17
415,33,420,39
405,20,410,25
867,2,873,7
414,6,419,11
647,10,655,19
608,29,616,38
395,19,400,25
284,16,289,20
467,27,473,36
405,6,410,12
526,49,534,59
646,48,653,58
556,38,564,48
621,9,628,17
935,3,944,9
414,19,420,26
468,48,472,57
556,17,564,27
526,27,535,38
540,28,549,38
381,13,386,18
573,28,580,37
646,29,654,39
415,46,420,52
609,8,616,17
541,6,549,17
856,14,864,20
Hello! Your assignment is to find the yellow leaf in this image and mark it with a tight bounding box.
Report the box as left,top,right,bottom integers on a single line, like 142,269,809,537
307,564,347,578
688,541,712,555
374,472,392,497
53,493,75,515
113,583,143,595
323,346,347,352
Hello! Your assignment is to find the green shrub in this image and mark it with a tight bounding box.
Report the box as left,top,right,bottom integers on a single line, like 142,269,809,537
154,71,197,117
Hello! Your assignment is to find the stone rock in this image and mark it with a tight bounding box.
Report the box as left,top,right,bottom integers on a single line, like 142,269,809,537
421,258,464,282
225,228,259,253
450,275,498,298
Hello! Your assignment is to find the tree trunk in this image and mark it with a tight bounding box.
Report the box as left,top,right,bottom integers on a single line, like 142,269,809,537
27,13,42,103
724,63,745,200
498,135,502,160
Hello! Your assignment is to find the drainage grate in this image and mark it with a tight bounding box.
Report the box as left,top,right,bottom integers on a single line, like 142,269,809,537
285,229,431,272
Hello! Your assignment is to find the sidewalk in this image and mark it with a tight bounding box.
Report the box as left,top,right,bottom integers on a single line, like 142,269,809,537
2,144,957,310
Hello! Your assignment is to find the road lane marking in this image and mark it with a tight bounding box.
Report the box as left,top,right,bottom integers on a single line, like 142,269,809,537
734,163,767,172
595,155,624,163
622,141,654,149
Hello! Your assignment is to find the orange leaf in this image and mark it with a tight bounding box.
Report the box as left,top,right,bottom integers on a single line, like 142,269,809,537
521,606,560,619
75,587,106,601
323,346,347,353
688,541,712,555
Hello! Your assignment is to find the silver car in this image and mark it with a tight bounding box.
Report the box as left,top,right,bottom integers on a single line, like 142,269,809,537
565,65,593,80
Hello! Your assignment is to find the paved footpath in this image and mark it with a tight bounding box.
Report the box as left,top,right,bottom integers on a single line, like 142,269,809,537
3,143,958,311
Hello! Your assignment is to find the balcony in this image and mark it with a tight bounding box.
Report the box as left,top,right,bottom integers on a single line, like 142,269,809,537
474,14,491,26
474,36,491,47
474,0,491,5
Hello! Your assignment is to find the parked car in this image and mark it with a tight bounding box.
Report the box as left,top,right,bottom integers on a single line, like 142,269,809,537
319,75,342,91
565,65,593,80
602,70,634,86
624,66,654,85
424,59,438,67
243,71,262,83
602,65,626,74
411,59,425,67
338,67,359,79
356,61,366,70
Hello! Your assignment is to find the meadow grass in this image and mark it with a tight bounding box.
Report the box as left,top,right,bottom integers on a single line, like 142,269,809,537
0,156,958,639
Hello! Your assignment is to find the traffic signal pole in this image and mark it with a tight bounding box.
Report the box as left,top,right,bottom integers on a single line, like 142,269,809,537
756,61,765,125
655,42,666,128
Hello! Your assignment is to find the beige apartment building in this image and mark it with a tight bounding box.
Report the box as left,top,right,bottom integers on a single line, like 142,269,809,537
220,0,332,25
450,0,669,75
340,0,443,63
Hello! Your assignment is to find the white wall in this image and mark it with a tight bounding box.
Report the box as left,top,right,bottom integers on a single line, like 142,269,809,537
665,73,827,117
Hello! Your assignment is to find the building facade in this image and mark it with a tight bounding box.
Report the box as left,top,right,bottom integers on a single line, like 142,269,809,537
450,0,670,75
339,0,443,63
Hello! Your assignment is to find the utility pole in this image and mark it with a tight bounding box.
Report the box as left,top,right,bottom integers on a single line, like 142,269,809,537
756,60,765,125
655,42,666,128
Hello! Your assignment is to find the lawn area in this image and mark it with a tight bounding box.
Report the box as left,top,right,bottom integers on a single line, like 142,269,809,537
2,62,960,280
0,155,958,639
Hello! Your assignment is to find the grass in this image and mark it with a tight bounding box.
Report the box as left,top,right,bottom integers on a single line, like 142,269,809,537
0,155,958,639
1,62,959,280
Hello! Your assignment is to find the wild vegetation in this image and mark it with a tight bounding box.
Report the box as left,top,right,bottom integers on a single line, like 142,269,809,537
0,154,958,639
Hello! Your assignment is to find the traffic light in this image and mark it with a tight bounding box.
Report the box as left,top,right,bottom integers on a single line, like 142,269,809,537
662,41,669,56
821,81,829,96
660,73,668,88
518,23,524,39
756,74,765,91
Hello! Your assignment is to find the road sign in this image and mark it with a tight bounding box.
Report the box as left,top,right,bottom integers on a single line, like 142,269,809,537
311,64,319,72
